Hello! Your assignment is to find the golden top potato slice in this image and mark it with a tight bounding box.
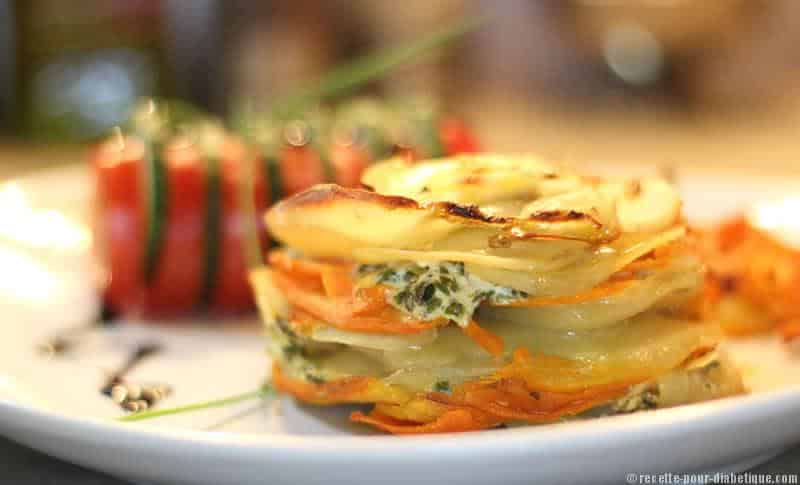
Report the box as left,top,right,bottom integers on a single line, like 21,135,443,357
266,184,617,259
265,154,681,260
364,154,681,233
362,154,585,206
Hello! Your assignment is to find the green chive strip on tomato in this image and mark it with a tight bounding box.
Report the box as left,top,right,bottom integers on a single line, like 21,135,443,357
144,138,207,315
142,139,168,285
199,154,222,308
264,155,283,206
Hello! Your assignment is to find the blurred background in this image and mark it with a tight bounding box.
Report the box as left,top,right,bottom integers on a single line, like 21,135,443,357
3,0,800,173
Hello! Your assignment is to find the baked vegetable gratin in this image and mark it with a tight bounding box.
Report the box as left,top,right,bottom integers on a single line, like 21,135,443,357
250,154,744,434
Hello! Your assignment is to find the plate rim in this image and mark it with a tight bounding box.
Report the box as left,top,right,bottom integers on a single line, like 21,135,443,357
2,384,800,455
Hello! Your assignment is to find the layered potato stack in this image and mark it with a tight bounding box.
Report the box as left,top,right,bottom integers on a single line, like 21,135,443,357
251,154,744,434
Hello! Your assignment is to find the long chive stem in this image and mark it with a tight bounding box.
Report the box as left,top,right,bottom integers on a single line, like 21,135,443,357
117,386,273,422
273,16,484,117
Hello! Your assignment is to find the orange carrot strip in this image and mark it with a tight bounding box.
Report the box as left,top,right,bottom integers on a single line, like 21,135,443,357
499,279,633,308
268,250,354,292
272,363,370,404
498,242,681,309
462,320,505,356
320,266,354,298
351,286,390,315
372,398,452,424
489,348,649,393
350,409,498,434
271,362,415,406
268,250,333,278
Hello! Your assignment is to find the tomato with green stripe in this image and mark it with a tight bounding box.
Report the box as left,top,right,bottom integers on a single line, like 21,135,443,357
92,136,148,316
94,133,271,317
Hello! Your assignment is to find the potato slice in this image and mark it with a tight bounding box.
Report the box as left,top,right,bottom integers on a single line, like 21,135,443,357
600,178,682,233
362,154,584,206
266,184,617,259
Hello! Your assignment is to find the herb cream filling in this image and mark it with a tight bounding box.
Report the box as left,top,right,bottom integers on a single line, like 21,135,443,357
356,261,527,327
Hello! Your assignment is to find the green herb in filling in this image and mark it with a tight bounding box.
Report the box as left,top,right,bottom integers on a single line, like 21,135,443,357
270,317,323,384
356,261,527,327
433,380,451,392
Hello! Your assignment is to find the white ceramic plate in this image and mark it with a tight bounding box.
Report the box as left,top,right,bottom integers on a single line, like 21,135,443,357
0,164,799,485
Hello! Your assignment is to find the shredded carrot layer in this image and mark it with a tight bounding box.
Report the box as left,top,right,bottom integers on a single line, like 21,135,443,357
271,270,445,334
347,372,634,434
273,352,650,435
267,248,674,341
462,320,505,356
271,362,411,405
268,250,349,279
269,249,446,334
436,378,629,424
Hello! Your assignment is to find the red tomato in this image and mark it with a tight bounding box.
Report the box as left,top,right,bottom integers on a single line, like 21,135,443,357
330,142,370,187
211,140,259,312
280,145,326,196
95,134,272,318
392,145,420,163
439,118,480,155
93,136,148,317
143,137,207,317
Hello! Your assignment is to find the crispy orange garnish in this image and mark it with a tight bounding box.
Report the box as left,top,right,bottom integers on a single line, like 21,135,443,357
462,320,505,356
684,269,722,321
714,295,775,336
695,216,800,340
778,321,800,342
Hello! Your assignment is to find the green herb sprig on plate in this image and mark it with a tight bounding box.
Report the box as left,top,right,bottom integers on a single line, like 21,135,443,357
118,385,274,422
